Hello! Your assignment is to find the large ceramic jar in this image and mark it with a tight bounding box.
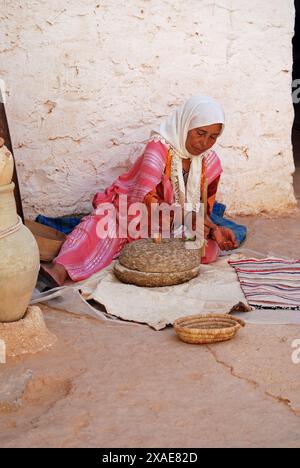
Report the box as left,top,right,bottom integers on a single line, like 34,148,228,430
0,163,39,322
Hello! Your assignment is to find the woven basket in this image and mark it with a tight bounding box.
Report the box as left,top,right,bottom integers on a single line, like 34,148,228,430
173,314,246,344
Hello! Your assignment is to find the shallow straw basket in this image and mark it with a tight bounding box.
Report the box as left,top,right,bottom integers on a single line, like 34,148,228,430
173,314,246,345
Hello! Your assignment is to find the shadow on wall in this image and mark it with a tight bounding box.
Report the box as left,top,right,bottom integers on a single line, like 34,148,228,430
0,98,24,220
293,0,300,168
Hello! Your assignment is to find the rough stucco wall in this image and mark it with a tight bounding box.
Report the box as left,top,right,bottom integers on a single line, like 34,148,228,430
0,0,296,218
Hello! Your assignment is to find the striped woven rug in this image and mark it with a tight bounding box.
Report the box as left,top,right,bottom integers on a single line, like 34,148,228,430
229,258,300,310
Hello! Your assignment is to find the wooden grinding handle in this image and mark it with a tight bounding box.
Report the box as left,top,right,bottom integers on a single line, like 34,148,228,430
201,178,208,258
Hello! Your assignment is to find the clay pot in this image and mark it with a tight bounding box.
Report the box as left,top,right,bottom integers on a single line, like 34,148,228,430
0,183,40,322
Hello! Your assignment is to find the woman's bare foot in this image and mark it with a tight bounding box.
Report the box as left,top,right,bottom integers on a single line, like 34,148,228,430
40,263,68,287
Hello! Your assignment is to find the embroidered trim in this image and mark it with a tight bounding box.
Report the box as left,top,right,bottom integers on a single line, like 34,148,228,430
149,133,212,209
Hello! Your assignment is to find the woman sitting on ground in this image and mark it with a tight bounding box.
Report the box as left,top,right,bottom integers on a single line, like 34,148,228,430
42,95,240,286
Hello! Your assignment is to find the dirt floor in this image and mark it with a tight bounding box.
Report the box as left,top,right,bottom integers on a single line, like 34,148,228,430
0,172,300,448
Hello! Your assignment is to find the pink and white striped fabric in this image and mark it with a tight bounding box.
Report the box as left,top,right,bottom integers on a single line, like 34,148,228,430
55,140,171,281
203,151,222,186
229,258,300,309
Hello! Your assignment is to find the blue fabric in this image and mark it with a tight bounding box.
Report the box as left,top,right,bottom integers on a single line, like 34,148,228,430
36,215,81,235
211,202,247,245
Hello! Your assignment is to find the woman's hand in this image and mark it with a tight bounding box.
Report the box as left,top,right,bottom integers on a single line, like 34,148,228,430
211,226,238,251
190,212,210,238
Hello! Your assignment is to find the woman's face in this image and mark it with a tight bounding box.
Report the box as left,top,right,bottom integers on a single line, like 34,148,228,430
185,123,222,156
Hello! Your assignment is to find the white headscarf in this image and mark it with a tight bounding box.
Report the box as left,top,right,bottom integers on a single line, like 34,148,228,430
151,95,225,210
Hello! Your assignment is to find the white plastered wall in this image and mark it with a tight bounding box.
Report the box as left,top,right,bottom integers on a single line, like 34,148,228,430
0,0,296,217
